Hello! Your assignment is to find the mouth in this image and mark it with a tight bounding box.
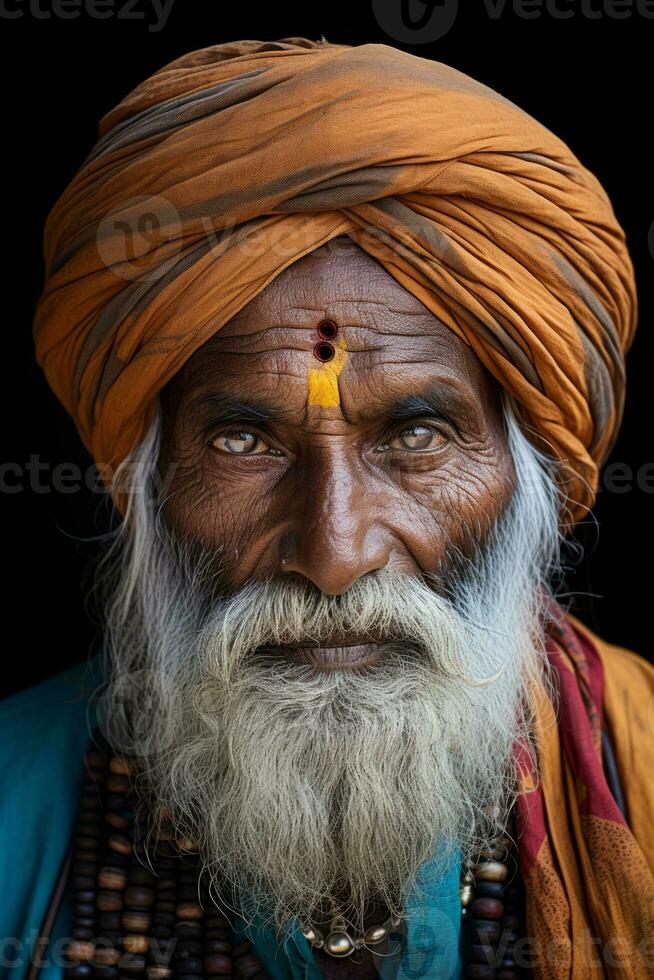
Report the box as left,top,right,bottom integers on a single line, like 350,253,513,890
256,636,392,671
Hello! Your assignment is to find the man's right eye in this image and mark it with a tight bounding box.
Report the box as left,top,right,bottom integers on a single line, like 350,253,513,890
212,430,271,455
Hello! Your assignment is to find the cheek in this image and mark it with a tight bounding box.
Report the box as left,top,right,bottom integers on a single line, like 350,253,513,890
389,444,515,569
161,448,280,573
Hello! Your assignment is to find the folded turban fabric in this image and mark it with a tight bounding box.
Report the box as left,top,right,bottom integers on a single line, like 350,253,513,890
33,37,636,517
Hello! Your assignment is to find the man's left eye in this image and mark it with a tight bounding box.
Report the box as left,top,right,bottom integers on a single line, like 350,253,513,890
212,430,271,455
387,424,447,452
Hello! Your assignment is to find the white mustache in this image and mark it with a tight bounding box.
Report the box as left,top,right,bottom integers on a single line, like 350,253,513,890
198,570,512,690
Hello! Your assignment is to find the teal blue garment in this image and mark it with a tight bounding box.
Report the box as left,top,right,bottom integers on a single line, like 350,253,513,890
0,655,104,979
231,842,463,980
0,660,463,979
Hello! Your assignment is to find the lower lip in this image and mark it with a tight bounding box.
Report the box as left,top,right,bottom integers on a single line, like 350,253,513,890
261,643,386,670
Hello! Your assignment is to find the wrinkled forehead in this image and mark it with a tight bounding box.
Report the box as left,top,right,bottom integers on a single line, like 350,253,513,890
220,238,454,341
168,238,497,409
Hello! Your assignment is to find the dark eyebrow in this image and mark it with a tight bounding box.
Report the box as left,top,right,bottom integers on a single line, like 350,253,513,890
187,382,477,429
190,392,287,428
384,384,473,423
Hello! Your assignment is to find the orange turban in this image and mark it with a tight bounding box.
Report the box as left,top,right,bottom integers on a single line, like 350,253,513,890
33,37,637,518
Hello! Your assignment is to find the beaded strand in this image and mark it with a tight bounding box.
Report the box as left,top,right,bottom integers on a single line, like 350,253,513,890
63,732,529,978
62,733,271,980
459,820,528,978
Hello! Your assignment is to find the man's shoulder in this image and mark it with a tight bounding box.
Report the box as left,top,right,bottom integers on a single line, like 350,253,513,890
0,655,102,754
0,656,102,938
568,613,654,693
568,613,654,868
0,654,104,817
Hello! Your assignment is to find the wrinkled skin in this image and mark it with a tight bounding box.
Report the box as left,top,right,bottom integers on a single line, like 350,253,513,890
159,239,515,597
158,239,516,977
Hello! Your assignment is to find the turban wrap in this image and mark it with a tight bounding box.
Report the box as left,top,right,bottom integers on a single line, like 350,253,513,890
33,37,637,518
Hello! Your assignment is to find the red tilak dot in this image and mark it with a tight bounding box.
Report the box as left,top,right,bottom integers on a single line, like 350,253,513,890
313,341,335,362
317,319,338,341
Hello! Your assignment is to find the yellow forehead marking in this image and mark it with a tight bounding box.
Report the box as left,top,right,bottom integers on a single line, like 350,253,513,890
307,339,348,408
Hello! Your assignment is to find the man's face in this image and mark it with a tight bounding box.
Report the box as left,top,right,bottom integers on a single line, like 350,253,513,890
106,244,556,926
159,238,515,613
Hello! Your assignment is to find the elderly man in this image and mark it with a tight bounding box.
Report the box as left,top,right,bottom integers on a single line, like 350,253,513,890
3,35,653,980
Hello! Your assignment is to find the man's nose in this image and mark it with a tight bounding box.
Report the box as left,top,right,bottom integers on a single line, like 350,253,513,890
275,449,391,595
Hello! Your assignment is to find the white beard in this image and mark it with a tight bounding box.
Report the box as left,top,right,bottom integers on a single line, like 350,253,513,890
97,399,560,932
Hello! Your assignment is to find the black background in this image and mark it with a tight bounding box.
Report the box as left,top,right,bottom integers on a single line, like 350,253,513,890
2,0,652,697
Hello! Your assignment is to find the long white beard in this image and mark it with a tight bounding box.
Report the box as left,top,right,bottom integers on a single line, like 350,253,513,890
97,399,561,932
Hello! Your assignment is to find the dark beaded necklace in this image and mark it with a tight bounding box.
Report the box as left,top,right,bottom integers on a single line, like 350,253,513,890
59,731,530,979
62,733,269,980
459,834,528,978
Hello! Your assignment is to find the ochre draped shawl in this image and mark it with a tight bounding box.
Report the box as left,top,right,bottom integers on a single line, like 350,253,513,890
517,608,654,978
33,38,637,519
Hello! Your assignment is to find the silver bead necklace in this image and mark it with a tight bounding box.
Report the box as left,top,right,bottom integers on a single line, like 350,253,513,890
301,911,403,959
301,831,516,960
